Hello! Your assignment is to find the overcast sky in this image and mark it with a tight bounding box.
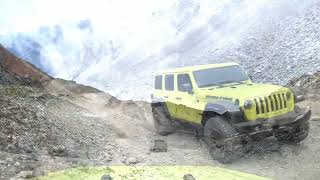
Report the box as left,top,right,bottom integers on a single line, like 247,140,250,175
0,0,174,35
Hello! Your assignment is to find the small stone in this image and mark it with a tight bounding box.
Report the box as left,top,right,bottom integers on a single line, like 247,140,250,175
6,158,13,162
101,174,113,180
311,116,320,121
50,145,67,157
32,169,48,177
150,139,167,152
14,162,20,167
16,171,34,178
126,157,139,165
286,65,291,70
183,174,196,180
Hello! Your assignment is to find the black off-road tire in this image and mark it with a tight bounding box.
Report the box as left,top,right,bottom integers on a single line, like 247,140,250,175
152,104,174,136
204,116,243,163
276,122,309,144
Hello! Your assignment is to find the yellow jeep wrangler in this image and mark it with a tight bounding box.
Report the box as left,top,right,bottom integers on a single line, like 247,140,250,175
151,63,311,163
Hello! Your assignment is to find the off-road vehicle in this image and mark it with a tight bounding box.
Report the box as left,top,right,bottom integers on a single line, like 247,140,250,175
151,63,311,163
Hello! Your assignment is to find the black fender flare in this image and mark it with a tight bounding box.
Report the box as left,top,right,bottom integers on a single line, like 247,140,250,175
201,102,240,126
151,96,165,107
151,98,172,119
204,103,229,115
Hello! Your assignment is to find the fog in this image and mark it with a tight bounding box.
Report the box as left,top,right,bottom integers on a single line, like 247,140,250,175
0,0,314,100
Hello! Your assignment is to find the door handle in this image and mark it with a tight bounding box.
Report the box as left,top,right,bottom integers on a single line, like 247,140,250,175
176,97,182,100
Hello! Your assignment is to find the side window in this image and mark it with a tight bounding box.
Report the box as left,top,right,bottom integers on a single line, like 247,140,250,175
165,74,174,91
154,75,162,90
178,74,193,92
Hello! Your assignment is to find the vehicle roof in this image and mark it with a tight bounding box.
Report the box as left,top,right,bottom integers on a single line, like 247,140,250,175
155,62,240,75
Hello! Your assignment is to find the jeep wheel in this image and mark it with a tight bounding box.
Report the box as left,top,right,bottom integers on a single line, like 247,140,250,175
204,116,243,163
276,122,309,144
152,104,174,136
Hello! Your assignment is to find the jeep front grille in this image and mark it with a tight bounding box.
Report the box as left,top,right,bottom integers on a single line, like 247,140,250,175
254,93,288,115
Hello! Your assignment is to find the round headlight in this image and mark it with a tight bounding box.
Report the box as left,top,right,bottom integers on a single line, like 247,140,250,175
244,100,253,109
286,92,291,100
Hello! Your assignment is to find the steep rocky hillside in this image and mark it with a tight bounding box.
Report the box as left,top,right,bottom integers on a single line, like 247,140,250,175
121,0,320,100
287,71,320,102
1,0,319,101
0,45,117,179
289,71,320,89
0,44,52,84
92,0,320,100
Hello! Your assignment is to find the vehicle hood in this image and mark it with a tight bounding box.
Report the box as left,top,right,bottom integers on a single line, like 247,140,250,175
200,83,290,100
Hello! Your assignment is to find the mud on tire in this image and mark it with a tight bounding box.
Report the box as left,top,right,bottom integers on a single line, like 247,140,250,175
152,104,174,136
204,116,243,163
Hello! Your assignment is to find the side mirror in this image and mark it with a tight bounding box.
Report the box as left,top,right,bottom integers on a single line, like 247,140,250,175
181,83,193,94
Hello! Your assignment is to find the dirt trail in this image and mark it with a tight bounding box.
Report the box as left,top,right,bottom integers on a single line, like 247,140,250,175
2,43,320,179
68,91,320,180
1,80,319,179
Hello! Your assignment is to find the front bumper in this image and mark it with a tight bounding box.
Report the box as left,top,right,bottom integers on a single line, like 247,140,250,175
234,106,311,136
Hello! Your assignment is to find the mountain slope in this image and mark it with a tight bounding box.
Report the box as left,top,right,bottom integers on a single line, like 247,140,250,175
0,45,117,179
0,44,52,84
105,0,320,100
0,0,319,102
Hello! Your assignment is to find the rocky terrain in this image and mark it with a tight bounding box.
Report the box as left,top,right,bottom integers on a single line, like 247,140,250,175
0,46,118,179
1,43,320,180
1,0,320,179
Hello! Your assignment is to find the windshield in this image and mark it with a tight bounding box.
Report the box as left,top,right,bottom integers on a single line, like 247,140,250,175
193,65,249,88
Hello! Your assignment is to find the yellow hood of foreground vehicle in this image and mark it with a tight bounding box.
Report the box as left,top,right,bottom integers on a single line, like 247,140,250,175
34,166,270,180
201,83,290,100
